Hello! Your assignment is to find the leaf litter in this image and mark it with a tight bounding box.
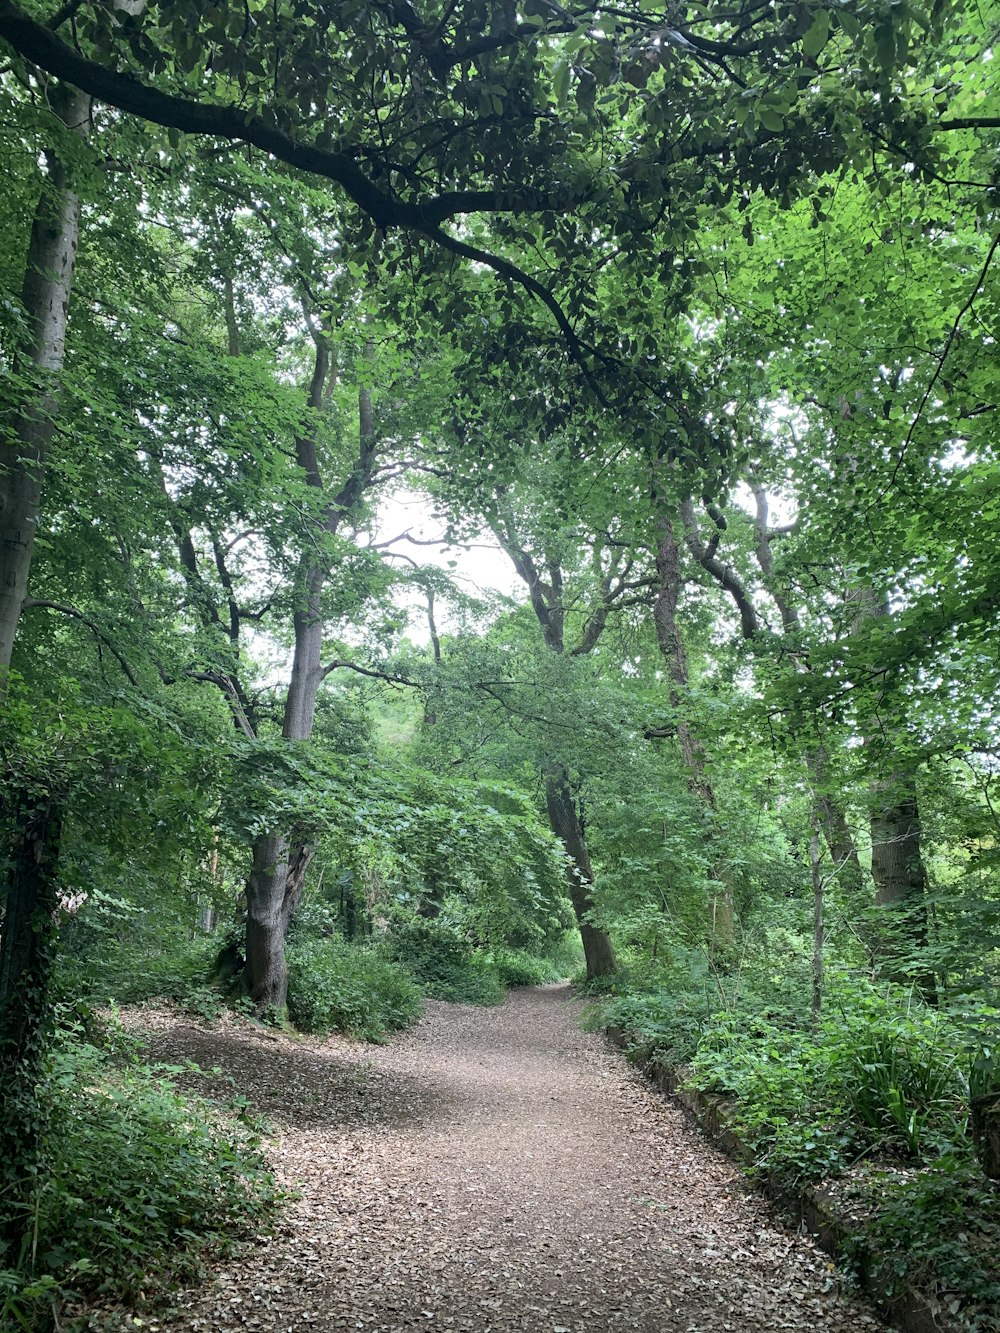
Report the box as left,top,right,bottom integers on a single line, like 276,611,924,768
94,986,883,1333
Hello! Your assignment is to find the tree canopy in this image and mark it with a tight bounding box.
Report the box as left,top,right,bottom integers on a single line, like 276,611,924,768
2,1,1000,1324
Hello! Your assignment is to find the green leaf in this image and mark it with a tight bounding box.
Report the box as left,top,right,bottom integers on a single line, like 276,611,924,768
801,12,830,59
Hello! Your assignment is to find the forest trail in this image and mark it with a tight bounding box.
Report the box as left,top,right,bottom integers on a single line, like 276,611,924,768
122,987,882,1333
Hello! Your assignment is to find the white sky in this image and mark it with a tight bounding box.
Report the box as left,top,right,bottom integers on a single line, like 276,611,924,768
366,486,521,643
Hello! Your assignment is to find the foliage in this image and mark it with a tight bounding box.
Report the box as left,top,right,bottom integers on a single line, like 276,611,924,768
686,980,969,1183
3,0,1000,1320
488,947,561,989
0,1015,280,1331
59,920,223,1009
286,936,422,1042
846,1162,1000,1332
384,913,505,1007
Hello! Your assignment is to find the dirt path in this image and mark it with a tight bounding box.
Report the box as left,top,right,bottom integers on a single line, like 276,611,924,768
123,987,882,1333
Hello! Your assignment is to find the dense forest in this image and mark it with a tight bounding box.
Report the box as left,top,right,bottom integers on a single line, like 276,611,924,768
1,0,999,1327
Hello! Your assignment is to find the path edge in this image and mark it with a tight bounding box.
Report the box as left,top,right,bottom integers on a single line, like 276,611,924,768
605,1026,961,1333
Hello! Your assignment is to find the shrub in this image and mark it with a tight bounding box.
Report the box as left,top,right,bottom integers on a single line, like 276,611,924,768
489,947,561,988
603,989,714,1068
60,923,223,1009
0,1023,280,1330
286,937,422,1040
383,913,505,1005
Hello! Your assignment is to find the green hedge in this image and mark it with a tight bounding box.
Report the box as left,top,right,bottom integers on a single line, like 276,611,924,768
287,937,423,1040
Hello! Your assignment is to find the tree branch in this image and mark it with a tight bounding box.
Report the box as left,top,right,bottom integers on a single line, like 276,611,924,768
321,658,418,686
22,598,139,685
680,496,759,639
0,1,568,229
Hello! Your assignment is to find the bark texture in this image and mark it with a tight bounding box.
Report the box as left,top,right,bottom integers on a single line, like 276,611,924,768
0,84,90,673
544,769,617,979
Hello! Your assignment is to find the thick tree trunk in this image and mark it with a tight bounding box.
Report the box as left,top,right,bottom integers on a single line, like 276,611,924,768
653,510,734,946
544,768,617,979
244,832,313,1007
0,85,90,675
0,790,64,1254
852,589,933,994
869,766,934,993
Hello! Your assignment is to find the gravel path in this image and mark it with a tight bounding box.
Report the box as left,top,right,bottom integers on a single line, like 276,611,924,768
122,986,883,1333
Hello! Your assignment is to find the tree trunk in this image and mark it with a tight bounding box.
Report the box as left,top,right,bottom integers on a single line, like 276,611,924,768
244,831,313,1008
0,789,64,1254
806,742,866,898
869,766,934,994
544,768,617,979
0,85,90,675
653,509,734,946
852,588,933,995
809,823,823,1030
243,373,376,1011
244,558,325,1008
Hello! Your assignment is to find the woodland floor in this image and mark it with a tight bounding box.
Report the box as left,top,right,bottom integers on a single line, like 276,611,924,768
106,987,886,1333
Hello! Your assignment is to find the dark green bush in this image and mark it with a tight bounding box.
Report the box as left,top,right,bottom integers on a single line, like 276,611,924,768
384,914,504,1005
0,1024,280,1331
286,937,422,1040
489,947,561,988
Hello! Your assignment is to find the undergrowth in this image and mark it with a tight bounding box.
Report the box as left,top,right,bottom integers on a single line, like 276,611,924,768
287,936,423,1040
383,914,506,1005
0,1014,281,1332
595,925,1000,1330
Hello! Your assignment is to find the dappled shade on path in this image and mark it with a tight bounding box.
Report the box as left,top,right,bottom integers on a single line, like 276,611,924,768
121,988,881,1333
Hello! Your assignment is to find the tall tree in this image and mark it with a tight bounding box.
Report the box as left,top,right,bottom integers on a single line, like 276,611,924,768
0,81,90,673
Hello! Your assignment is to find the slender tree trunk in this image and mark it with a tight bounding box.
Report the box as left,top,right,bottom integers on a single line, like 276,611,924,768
805,742,866,898
0,85,90,675
809,823,824,1030
243,563,324,1007
490,512,619,978
544,767,617,979
244,374,377,1010
652,509,734,945
684,486,864,904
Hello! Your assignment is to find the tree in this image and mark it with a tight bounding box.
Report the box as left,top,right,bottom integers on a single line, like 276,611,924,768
0,80,90,673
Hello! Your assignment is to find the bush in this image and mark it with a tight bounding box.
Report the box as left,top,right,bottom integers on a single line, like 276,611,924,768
384,914,505,1005
603,989,714,1068
489,947,561,988
684,981,971,1184
0,1022,280,1330
59,922,223,1009
286,937,422,1040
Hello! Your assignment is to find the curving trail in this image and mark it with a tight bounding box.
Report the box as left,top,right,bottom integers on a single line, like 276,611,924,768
123,987,881,1333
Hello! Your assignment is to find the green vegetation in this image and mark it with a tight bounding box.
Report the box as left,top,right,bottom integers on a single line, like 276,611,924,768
0,1014,281,1331
599,909,1000,1325
2,0,999,1326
